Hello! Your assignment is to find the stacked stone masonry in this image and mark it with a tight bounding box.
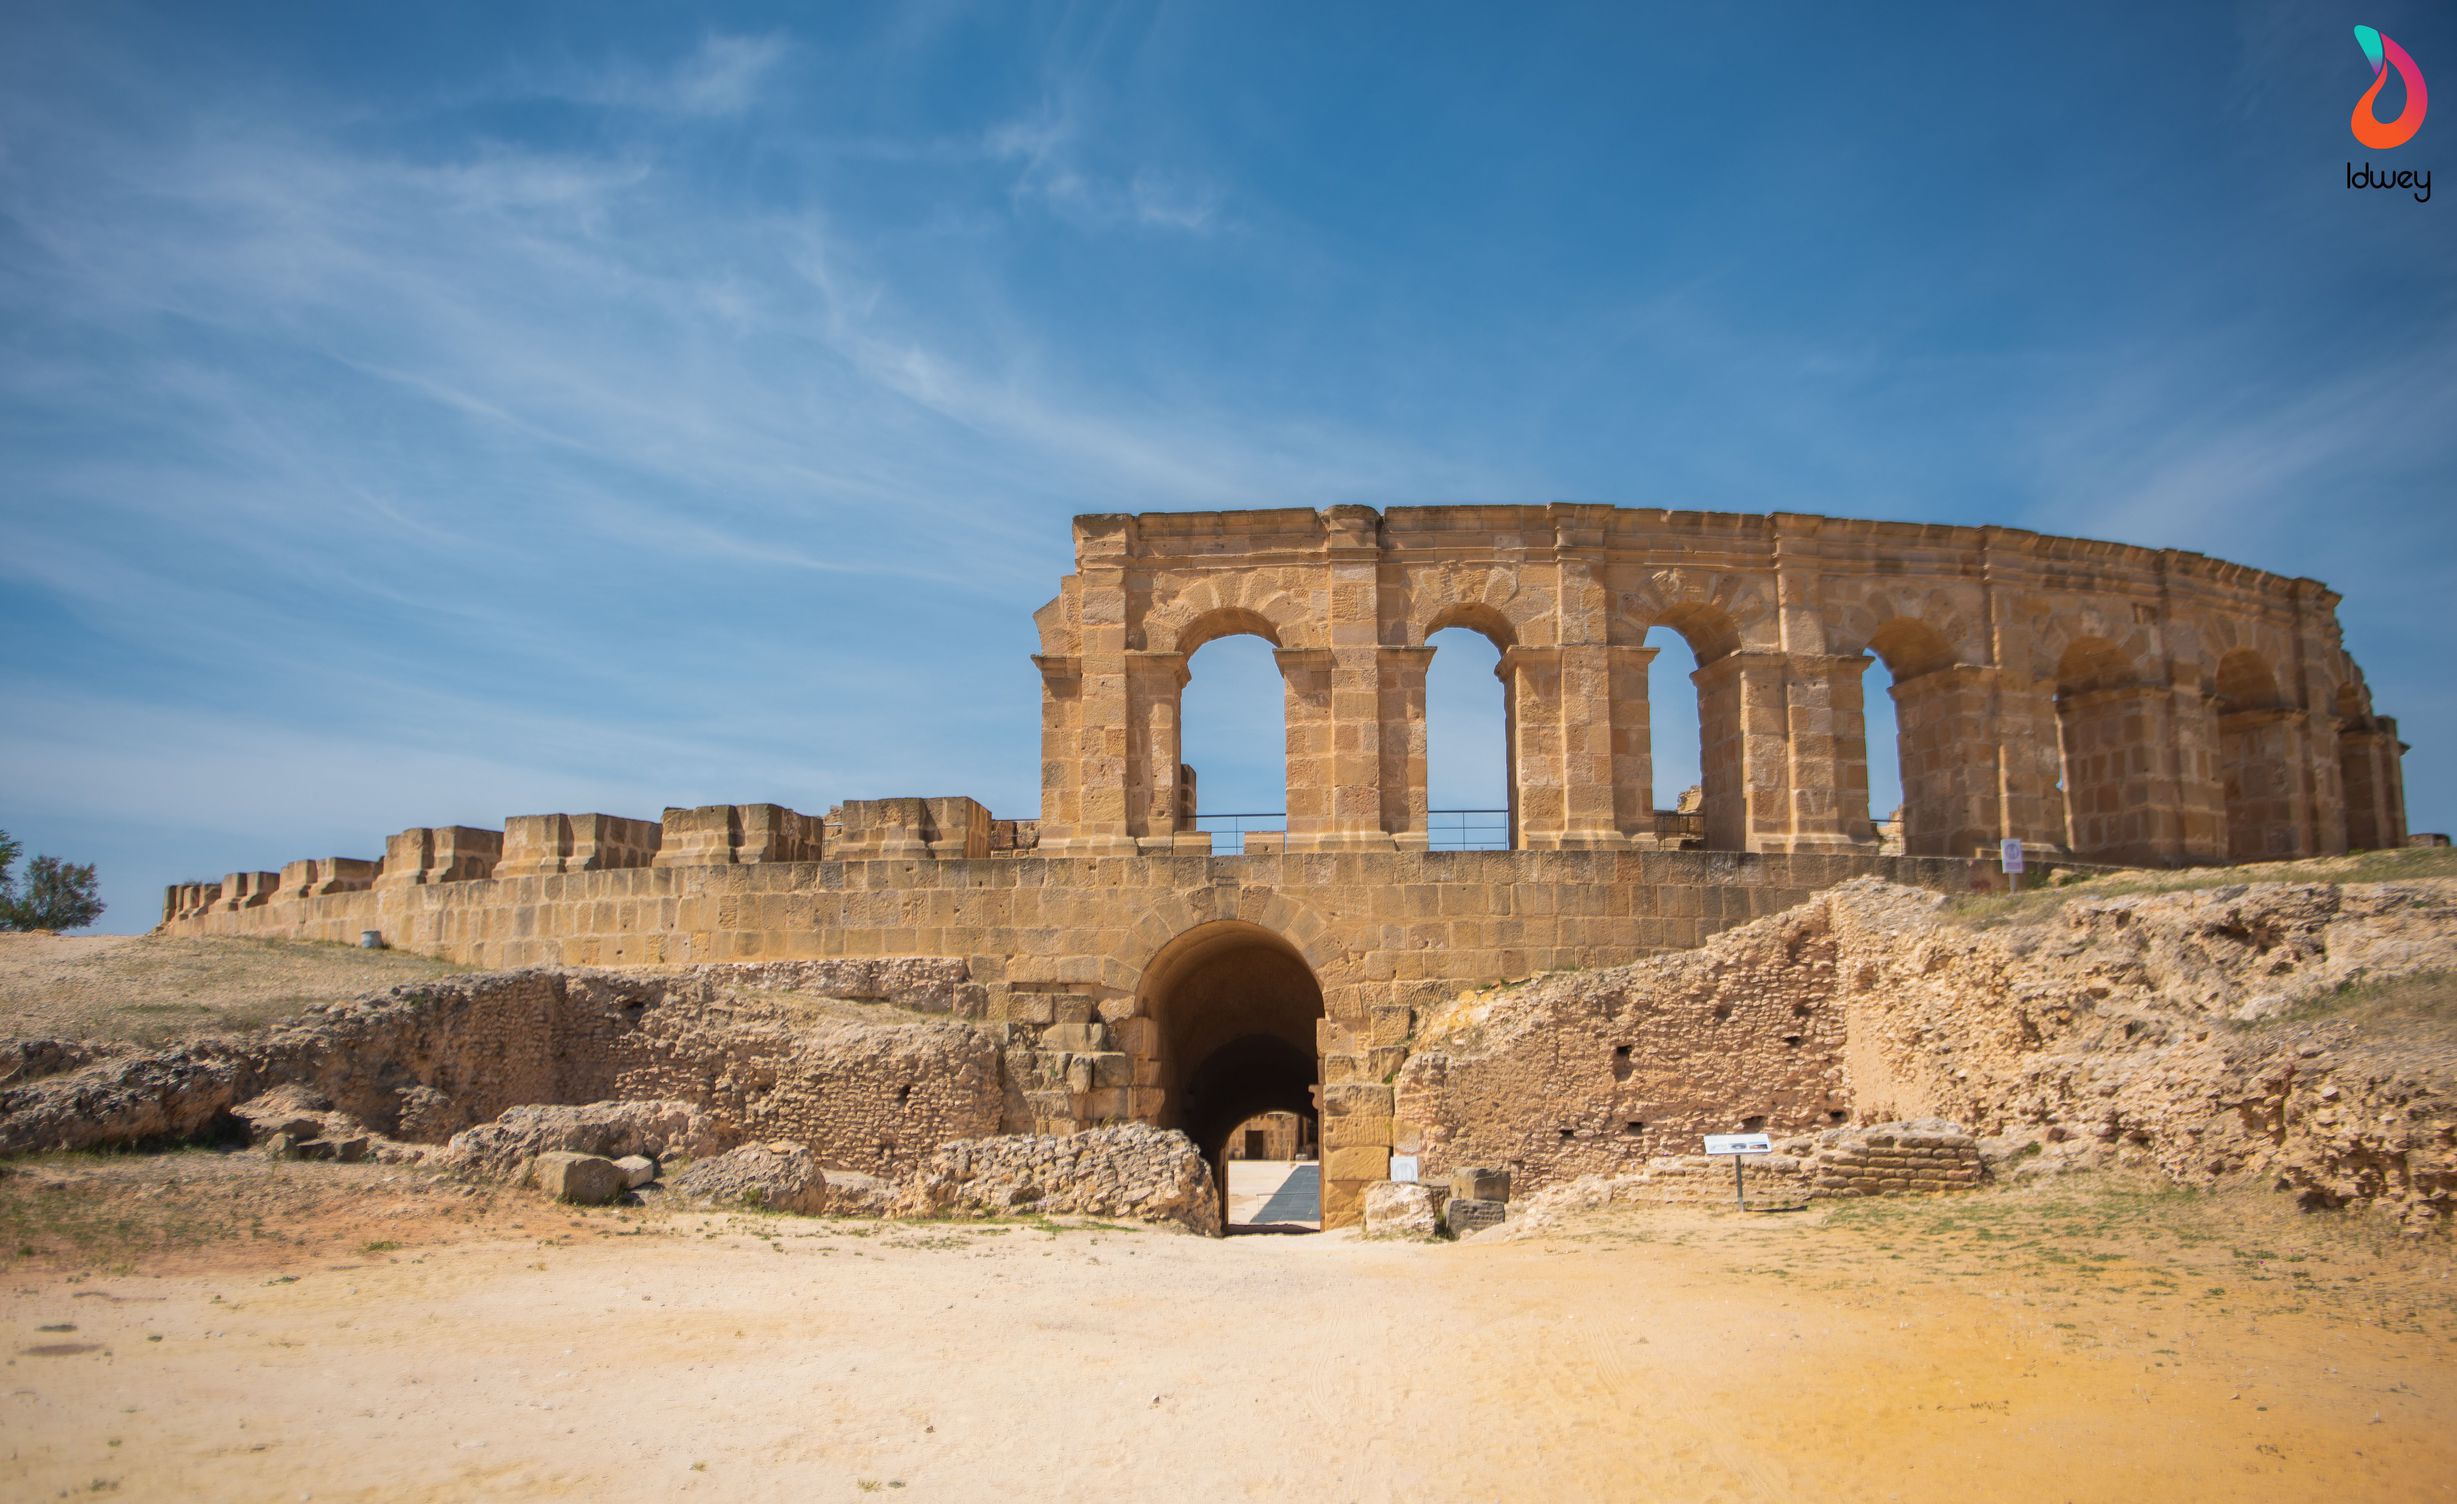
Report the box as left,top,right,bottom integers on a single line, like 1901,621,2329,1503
1032,506,2404,865
150,505,2413,1225
1809,1124,1985,1196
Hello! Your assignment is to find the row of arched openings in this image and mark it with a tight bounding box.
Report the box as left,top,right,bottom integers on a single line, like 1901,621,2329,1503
1174,622,2303,860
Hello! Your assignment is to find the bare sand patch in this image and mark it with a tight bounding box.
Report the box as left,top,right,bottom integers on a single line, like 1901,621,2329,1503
1,1154,2449,1501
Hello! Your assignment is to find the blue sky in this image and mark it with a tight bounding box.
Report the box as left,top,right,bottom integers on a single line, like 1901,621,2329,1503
2,2,2450,930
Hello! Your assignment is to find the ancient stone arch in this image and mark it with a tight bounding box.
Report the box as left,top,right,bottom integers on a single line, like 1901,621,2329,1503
1034,505,2403,865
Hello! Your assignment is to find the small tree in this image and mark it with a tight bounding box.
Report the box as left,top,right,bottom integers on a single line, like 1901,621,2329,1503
0,829,106,932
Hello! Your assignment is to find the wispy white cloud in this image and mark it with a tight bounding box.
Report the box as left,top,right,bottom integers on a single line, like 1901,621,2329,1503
566,32,793,119
986,105,1224,235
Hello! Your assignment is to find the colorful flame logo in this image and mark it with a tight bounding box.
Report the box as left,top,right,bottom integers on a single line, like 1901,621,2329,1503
2351,25,2428,150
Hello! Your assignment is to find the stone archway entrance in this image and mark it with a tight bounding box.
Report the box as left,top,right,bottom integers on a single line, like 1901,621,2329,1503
1137,921,1326,1233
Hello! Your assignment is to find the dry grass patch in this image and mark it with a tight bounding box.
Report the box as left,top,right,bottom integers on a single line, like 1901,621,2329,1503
0,932,470,1044
1946,846,2457,930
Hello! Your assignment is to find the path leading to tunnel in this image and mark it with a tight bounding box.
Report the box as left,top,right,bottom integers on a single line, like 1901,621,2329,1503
7,1189,2448,1502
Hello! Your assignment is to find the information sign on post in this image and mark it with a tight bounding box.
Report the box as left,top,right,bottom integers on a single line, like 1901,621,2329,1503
1703,1132,1773,1207
2000,837,2025,893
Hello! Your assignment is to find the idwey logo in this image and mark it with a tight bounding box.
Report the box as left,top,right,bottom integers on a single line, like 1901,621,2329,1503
2350,24,2427,149
2346,23,2431,201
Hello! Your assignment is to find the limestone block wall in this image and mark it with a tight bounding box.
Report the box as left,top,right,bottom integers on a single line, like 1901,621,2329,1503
379,826,504,888
497,813,663,878
160,840,1993,1224
1033,506,2407,867
655,804,826,867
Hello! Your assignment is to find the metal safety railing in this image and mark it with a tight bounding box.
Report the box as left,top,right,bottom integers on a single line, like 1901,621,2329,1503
1190,809,1516,853
1427,808,1512,852
1191,812,1285,856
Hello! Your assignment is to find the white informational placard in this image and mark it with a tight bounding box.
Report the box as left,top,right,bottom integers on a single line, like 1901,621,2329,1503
2000,837,2025,874
1702,1132,1772,1156
1388,1154,1420,1184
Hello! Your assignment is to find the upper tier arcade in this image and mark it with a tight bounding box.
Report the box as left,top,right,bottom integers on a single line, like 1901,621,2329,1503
1030,505,2407,866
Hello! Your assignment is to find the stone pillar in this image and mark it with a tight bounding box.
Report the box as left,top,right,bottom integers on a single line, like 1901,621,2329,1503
1545,506,1629,849
2219,707,2314,862
1060,515,1137,855
1992,674,2071,856
1690,650,1864,854
1607,644,1658,843
1124,650,1190,846
1497,645,1568,848
1276,648,1336,848
2057,684,2226,866
1690,653,1753,851
1033,654,1083,845
1891,665,2005,858
1317,505,1391,851
1377,645,1437,849
1549,644,1628,848
2338,718,2408,850
1783,653,1876,851
2168,683,2229,864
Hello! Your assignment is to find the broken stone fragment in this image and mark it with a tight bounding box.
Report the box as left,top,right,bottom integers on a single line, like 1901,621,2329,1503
1449,1166,1511,1203
531,1151,626,1206
1362,1180,1447,1240
670,1143,828,1214
612,1154,657,1189
1444,1196,1508,1238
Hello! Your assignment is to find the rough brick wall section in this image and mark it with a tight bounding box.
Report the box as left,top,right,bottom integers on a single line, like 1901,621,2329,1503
1396,875,2457,1226
886,1123,1219,1233
1808,1121,1984,1196
0,960,1003,1176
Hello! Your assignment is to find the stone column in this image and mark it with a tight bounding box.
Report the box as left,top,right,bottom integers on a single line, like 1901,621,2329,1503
2167,682,2229,864
2219,706,2315,862
1689,650,1864,854
1548,644,1629,848
1377,645,1437,850
1607,644,1659,843
1992,672,2071,856
2058,683,2226,866
1782,652,1876,852
1890,665,2006,858
1497,645,1568,848
1689,652,1755,851
1056,516,1137,855
1033,654,1082,844
1275,648,1336,849
1124,650,1190,846
1317,505,1392,851
2338,719,2408,850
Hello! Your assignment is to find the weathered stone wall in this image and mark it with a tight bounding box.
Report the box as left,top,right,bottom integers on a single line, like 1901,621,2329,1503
0,960,1005,1178
1033,505,2405,866
156,846,1996,1223
1397,877,2457,1225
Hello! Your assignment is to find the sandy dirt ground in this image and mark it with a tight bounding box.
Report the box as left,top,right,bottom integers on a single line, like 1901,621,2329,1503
0,933,467,1044
2,1153,2450,1502
1224,1158,1319,1231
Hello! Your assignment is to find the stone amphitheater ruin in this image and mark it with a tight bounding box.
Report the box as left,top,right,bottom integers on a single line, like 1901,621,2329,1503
142,504,2416,1227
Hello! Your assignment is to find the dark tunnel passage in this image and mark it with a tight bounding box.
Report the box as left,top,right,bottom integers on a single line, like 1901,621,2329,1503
1138,921,1326,1231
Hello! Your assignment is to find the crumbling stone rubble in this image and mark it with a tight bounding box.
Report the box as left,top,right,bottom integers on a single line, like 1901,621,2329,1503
439,1100,724,1180
0,960,1003,1175
1399,878,2457,1228
669,1143,830,1214
887,1124,1218,1234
